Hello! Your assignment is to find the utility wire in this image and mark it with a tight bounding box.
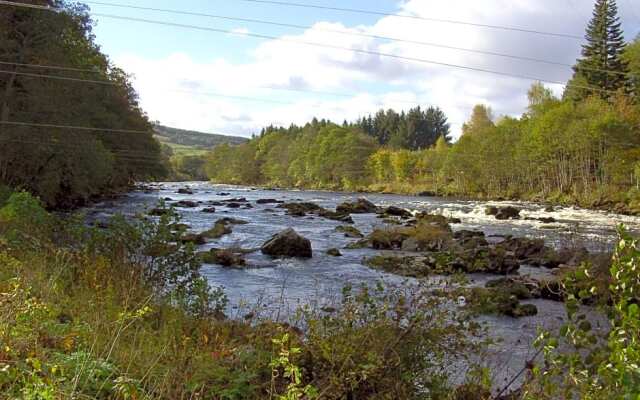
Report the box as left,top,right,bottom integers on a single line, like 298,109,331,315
0,61,507,116
0,69,116,85
0,138,167,163
0,120,150,134
81,1,607,74
233,0,584,40
0,0,619,95
0,120,249,141
0,60,104,73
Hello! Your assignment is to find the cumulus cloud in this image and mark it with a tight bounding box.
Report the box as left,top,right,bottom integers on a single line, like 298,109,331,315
113,0,640,139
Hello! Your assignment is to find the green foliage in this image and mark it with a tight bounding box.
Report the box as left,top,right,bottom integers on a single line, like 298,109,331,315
0,1,166,208
525,226,640,399
0,191,52,243
0,192,486,399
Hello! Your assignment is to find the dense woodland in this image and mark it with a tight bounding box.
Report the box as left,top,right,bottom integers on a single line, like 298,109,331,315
206,3,640,212
0,0,166,208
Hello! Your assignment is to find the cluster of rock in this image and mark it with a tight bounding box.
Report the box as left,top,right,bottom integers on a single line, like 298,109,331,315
363,225,589,277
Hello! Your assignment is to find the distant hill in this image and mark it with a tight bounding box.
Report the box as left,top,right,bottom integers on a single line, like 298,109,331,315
153,125,248,149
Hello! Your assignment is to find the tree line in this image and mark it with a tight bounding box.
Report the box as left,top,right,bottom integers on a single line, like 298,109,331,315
0,0,167,208
205,0,640,212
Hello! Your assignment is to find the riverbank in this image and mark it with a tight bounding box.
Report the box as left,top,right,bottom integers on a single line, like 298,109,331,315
0,189,496,399
231,180,640,216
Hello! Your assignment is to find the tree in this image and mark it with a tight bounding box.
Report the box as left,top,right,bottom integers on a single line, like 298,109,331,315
622,35,640,100
565,0,630,101
461,105,494,136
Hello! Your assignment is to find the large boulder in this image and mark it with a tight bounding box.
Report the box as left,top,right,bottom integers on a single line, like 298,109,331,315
497,237,547,260
261,228,312,258
336,198,378,214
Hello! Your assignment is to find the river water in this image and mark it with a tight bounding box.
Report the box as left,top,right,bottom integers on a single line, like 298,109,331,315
86,181,640,390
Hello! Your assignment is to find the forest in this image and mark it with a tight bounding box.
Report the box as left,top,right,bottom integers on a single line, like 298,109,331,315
0,0,167,208
206,29,640,213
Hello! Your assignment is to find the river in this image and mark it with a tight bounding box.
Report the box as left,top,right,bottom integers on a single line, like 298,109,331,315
86,181,640,390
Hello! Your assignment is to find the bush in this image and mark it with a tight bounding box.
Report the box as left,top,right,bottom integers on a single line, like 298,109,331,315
525,225,640,399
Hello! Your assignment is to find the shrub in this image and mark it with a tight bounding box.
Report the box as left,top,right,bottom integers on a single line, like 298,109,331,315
525,225,640,399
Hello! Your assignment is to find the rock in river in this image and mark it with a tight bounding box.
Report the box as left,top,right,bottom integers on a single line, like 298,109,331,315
336,198,378,214
261,228,312,258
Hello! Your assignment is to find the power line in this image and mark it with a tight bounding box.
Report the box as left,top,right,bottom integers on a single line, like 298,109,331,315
0,120,150,134
83,1,588,70
0,60,507,116
0,69,115,85
233,0,584,40
0,1,620,95
13,0,637,80
0,138,167,163
0,60,104,74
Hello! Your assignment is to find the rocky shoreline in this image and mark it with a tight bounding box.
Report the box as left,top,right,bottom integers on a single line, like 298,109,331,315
147,188,608,319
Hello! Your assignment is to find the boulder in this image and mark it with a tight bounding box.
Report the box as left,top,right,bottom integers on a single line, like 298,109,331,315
381,206,412,218
149,208,171,216
494,206,521,220
335,225,364,238
225,202,242,209
177,188,193,195
217,217,248,225
497,237,546,260
485,206,499,216
180,233,206,245
277,202,323,216
256,198,285,204
224,197,248,203
199,249,246,267
261,228,312,258
174,200,198,208
326,248,342,257
336,198,378,214
318,210,354,223
202,207,216,213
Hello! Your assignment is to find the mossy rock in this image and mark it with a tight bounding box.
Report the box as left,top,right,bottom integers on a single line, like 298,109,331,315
326,248,342,257
180,233,206,245
202,221,232,239
336,225,363,238
198,249,246,267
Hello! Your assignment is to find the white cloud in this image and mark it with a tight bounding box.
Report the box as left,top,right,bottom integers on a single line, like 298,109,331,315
113,0,640,139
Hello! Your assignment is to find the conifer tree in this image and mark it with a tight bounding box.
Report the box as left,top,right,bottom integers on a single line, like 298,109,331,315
565,0,630,100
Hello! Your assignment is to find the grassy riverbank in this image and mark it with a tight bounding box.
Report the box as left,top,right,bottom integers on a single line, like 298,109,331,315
1,188,638,398
0,191,491,399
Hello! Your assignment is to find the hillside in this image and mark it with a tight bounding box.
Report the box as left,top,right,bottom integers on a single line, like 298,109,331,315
154,124,248,150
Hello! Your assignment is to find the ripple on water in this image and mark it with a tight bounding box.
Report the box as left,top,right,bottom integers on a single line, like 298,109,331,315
88,182,628,390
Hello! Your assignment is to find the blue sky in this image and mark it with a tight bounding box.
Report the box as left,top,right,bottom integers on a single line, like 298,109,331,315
84,0,640,138
92,0,396,63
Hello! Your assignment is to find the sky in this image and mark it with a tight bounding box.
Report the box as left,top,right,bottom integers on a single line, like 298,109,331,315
88,0,640,139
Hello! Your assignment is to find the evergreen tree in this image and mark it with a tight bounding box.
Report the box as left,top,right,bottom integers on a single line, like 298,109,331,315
565,0,630,100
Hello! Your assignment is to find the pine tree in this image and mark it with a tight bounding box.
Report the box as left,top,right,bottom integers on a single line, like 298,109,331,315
565,0,630,100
